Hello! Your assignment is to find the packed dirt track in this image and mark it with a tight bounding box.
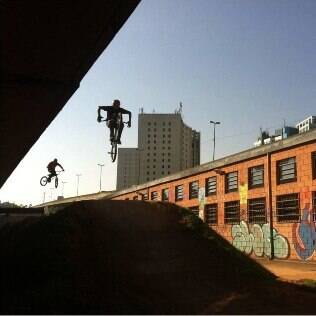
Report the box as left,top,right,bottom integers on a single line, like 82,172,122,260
1,200,316,314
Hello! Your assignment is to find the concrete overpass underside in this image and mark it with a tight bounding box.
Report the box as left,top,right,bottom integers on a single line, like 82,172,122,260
0,0,140,188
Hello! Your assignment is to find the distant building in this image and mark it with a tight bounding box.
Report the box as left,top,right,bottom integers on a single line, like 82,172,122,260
254,126,298,147
116,148,140,190
116,111,200,190
296,116,316,133
274,126,299,140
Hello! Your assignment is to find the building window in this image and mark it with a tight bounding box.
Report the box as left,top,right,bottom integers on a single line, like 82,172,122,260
277,157,297,184
248,198,266,224
312,152,316,179
205,204,217,225
224,201,240,224
248,165,264,189
151,191,158,201
313,192,316,221
189,181,199,199
143,192,148,200
205,177,216,196
162,188,169,201
225,171,238,193
189,206,199,217
175,185,184,201
276,193,300,222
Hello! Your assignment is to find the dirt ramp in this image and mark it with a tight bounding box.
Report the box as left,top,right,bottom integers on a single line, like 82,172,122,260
0,200,315,314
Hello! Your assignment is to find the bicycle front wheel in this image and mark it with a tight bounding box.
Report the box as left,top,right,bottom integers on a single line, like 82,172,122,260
110,142,118,162
55,176,59,188
40,176,48,186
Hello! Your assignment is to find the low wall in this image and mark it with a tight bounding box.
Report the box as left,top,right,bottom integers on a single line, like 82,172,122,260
109,132,316,262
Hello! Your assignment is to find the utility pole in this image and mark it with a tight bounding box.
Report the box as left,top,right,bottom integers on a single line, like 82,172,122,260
210,120,221,161
260,127,263,145
76,174,82,196
42,191,46,203
61,181,67,196
97,163,104,192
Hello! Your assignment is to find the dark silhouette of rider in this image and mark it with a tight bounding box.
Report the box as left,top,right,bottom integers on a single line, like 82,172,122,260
47,158,64,181
97,99,131,144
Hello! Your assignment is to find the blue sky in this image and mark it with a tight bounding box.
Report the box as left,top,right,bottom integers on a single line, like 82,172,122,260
1,0,316,205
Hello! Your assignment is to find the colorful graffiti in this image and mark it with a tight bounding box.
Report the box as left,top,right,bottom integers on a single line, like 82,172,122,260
198,187,206,219
293,204,316,260
232,221,289,259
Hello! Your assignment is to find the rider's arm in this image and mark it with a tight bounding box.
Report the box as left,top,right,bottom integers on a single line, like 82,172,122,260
57,163,64,171
97,106,112,120
119,108,132,126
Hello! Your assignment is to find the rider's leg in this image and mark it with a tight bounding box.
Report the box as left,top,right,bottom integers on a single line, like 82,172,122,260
117,122,124,144
49,170,57,180
107,121,115,141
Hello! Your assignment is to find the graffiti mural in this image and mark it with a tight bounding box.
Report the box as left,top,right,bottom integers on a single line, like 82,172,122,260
293,204,316,260
232,220,289,259
198,187,206,219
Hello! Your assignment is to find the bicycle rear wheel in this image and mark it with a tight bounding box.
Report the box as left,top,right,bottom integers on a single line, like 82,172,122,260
40,176,48,186
55,176,59,188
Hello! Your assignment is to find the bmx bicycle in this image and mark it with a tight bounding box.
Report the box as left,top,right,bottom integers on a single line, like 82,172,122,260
98,116,129,162
40,170,63,188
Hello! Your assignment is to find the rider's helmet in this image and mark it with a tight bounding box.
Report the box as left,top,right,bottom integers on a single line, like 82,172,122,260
113,99,120,108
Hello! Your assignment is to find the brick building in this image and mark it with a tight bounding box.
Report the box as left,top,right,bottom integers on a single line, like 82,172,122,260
110,129,316,261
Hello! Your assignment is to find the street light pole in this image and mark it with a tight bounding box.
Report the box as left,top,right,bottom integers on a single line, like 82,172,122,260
210,120,221,161
76,174,82,196
97,163,104,192
50,188,54,201
61,181,67,196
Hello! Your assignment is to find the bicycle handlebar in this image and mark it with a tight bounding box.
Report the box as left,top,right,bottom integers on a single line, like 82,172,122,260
98,117,130,124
